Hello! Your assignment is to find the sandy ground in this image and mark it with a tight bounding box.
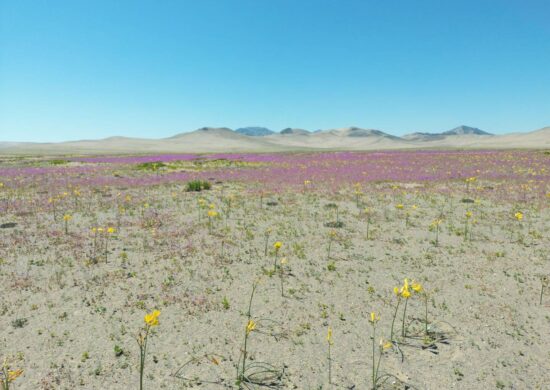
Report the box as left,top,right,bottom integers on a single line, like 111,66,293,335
1,176,549,390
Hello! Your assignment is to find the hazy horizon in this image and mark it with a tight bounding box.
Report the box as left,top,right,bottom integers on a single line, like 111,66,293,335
2,124,549,144
1,0,549,142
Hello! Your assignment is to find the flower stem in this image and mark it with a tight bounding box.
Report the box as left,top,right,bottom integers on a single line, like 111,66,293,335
390,298,401,341
401,299,409,338
424,294,429,336
372,324,376,389
328,342,332,385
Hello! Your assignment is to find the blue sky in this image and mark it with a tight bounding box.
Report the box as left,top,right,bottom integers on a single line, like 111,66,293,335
1,0,549,142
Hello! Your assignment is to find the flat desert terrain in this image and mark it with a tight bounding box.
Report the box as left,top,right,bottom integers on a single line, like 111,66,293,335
0,150,549,389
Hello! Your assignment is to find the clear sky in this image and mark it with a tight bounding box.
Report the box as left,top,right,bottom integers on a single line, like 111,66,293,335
1,0,549,142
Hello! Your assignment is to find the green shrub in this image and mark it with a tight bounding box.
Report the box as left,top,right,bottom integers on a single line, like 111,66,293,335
136,161,166,171
49,159,68,165
186,180,211,192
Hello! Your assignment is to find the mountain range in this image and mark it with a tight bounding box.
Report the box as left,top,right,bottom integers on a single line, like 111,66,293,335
0,125,548,154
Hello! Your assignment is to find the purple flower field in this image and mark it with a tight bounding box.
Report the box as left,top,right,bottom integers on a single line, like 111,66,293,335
1,150,549,200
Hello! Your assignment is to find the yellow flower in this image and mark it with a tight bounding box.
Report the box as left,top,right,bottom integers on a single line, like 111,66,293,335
7,369,23,382
465,211,472,219
107,227,116,234
369,311,380,324
327,327,333,345
411,281,423,293
514,211,523,221
431,218,442,227
144,310,160,327
304,180,311,186
401,279,411,298
380,339,392,350
393,286,400,296
97,227,104,233
411,205,417,210
63,214,72,221
207,210,218,218
395,204,404,210
209,203,215,209
273,241,282,250
280,257,288,265
246,319,256,335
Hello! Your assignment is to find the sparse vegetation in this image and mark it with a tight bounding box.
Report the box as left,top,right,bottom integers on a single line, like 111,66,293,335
0,151,548,388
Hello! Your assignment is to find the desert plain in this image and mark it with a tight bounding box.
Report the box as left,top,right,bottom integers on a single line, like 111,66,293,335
0,149,549,389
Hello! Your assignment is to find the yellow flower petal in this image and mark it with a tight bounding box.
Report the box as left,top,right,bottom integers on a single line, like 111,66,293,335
246,319,256,334
327,326,333,344
8,369,23,382
144,310,161,326
369,311,380,323
411,281,423,293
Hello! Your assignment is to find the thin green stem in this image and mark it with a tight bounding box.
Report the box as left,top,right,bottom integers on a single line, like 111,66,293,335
390,298,401,341
280,271,284,297
424,294,429,336
401,299,409,338
240,330,249,381
328,343,332,385
139,326,150,390
372,324,376,389
247,283,257,320
374,348,383,389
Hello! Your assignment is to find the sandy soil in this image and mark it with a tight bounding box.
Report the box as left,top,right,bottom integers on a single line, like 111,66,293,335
1,175,549,389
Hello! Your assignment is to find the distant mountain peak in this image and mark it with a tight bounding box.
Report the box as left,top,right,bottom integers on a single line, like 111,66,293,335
196,127,233,133
280,128,310,135
332,127,400,139
442,126,492,136
168,127,234,139
404,125,492,140
235,127,274,136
